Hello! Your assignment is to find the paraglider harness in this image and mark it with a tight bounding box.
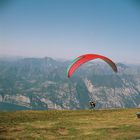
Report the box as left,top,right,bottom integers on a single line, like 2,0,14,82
89,101,96,109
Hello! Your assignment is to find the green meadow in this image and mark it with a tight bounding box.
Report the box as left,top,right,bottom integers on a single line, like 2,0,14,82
0,109,140,140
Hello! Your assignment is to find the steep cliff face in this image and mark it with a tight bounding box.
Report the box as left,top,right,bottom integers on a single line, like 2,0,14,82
0,58,140,110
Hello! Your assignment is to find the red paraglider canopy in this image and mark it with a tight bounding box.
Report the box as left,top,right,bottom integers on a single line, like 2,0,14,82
67,54,117,78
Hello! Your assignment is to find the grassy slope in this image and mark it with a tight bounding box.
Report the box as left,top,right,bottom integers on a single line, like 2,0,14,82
0,109,140,140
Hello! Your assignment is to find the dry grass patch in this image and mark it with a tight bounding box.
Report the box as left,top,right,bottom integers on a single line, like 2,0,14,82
0,108,140,140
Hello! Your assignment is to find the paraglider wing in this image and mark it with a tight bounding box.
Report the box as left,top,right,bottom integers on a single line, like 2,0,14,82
67,54,117,78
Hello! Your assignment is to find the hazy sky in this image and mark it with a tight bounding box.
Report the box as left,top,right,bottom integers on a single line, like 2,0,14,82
0,0,140,63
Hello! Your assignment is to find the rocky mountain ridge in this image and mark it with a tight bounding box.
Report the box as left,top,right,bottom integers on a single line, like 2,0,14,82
0,57,140,110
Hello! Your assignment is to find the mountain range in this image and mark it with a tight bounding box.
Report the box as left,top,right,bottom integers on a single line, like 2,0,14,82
0,57,140,110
